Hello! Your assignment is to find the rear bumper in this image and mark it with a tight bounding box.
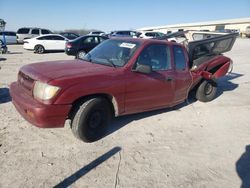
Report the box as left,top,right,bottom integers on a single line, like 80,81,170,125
10,82,71,128
23,43,33,50
65,48,77,56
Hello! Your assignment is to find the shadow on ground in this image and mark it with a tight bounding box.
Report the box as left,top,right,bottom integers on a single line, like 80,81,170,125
236,145,250,188
54,147,121,188
6,52,23,55
35,51,65,54
0,88,11,104
0,57,7,61
216,72,242,98
101,72,242,140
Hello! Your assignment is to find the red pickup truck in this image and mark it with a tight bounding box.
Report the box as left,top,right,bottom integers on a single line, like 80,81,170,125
10,34,236,142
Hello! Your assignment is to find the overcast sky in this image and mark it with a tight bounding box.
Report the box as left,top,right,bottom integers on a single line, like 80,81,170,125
0,0,250,32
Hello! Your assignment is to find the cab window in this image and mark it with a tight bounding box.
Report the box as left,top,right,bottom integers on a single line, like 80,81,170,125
136,44,171,71
41,29,50,34
83,37,99,44
173,45,186,71
53,35,65,40
31,29,39,35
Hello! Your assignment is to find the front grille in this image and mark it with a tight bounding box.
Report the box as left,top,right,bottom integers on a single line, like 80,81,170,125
18,71,35,95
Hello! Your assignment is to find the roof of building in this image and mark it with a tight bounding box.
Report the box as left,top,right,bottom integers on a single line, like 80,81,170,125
138,17,250,31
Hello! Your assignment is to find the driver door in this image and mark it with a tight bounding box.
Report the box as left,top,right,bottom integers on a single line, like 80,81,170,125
124,44,176,114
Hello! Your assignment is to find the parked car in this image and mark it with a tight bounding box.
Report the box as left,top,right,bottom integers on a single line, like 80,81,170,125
109,30,141,38
0,31,17,44
59,32,79,40
10,33,237,142
246,26,250,38
65,35,108,59
16,27,52,43
88,31,105,36
23,34,68,53
139,31,165,39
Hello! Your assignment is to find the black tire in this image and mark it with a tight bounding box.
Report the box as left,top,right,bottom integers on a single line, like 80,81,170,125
2,47,7,54
0,40,7,54
71,97,112,142
34,45,45,54
76,50,86,59
196,80,217,102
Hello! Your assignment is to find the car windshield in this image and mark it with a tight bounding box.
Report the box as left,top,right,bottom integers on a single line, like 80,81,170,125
81,39,140,67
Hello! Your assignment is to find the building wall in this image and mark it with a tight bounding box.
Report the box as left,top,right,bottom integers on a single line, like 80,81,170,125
149,23,250,36
138,18,250,36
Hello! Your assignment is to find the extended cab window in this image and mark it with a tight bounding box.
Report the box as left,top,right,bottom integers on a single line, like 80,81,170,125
136,44,171,71
173,45,186,71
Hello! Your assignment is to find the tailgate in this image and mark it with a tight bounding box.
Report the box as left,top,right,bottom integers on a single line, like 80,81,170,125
188,33,237,62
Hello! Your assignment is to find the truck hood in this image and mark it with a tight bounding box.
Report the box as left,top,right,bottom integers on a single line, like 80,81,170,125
20,59,114,82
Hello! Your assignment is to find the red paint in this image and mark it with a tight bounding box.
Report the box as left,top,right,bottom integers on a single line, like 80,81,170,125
10,38,233,128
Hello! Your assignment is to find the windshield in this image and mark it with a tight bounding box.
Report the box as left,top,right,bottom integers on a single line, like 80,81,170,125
81,39,140,67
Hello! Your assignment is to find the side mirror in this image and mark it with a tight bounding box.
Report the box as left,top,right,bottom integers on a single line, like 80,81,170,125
135,64,152,74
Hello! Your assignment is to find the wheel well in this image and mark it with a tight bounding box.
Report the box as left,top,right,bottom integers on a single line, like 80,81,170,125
207,64,224,74
192,64,223,92
34,44,44,48
68,94,117,120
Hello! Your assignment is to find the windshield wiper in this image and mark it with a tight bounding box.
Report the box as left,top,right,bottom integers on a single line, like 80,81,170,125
101,55,116,67
104,58,116,67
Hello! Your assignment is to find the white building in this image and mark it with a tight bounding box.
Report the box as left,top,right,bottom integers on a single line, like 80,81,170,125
138,17,250,36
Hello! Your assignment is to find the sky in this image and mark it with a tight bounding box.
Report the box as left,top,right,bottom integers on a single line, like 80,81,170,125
0,0,250,32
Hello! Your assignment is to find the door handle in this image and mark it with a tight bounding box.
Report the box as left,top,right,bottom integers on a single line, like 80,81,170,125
166,76,174,81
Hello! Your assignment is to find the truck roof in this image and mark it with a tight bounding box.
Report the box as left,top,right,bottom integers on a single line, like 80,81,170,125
111,37,182,47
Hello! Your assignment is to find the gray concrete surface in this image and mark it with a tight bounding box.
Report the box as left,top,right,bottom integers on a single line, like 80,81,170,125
0,39,250,188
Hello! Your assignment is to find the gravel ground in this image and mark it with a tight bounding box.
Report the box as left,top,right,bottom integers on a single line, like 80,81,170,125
0,39,250,188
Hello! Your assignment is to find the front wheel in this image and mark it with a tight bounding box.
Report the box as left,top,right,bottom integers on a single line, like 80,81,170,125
71,97,112,142
196,80,217,102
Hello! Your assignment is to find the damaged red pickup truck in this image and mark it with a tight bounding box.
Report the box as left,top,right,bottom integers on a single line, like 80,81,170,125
10,33,237,142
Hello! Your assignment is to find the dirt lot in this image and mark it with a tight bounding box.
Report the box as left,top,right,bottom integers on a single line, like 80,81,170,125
0,39,250,188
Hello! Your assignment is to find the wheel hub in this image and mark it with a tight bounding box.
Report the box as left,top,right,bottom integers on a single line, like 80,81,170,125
204,82,213,95
88,111,102,129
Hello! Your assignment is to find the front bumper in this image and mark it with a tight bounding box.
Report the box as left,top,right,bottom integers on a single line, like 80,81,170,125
10,82,71,128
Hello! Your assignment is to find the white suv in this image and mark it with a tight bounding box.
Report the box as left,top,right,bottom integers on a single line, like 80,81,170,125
16,27,52,43
139,31,165,39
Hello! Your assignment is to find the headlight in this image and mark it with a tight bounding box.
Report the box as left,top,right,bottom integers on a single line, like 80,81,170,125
33,81,60,100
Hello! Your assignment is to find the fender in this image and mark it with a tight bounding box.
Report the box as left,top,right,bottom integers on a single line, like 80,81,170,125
199,60,232,81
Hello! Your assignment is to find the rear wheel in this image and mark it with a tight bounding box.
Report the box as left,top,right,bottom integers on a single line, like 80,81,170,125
34,45,45,54
71,97,112,142
76,50,86,59
196,80,217,102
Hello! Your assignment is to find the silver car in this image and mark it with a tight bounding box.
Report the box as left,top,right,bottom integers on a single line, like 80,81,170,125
16,27,52,43
0,31,17,44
